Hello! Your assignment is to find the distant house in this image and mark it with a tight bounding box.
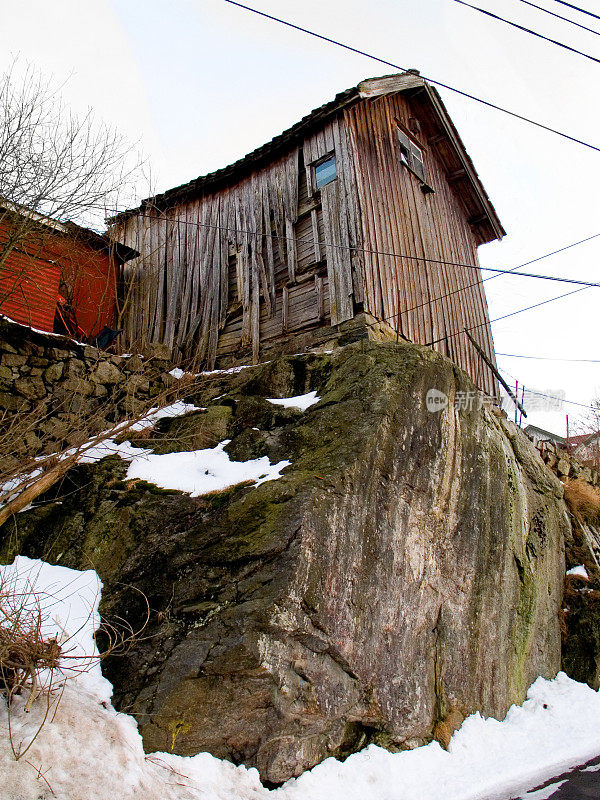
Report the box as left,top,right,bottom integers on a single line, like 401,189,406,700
0,201,137,340
523,424,566,448
568,432,600,467
111,71,505,395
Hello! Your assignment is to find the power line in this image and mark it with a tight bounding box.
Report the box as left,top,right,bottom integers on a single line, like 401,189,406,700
425,285,590,346
497,352,600,362
128,211,599,347
483,231,600,278
119,206,600,329
549,0,600,22
453,0,600,64
523,388,594,409
223,0,600,153
498,366,596,409
516,0,600,36
141,211,600,289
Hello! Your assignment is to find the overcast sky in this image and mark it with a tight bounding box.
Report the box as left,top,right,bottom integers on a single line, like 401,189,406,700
1,0,598,433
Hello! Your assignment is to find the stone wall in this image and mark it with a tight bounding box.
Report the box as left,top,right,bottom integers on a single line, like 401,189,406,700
532,437,599,487
0,316,177,466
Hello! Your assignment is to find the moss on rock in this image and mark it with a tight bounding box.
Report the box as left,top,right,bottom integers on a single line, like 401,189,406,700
0,341,571,783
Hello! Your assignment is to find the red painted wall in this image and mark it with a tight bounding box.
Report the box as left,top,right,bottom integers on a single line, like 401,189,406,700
0,219,118,338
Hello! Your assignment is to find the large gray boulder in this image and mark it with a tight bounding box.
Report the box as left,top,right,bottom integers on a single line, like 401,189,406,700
0,342,569,783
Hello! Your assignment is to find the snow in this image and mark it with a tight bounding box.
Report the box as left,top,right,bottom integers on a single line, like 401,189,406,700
566,564,589,579
125,440,290,496
0,557,108,702
2,401,290,518
201,364,259,377
266,391,320,411
0,314,87,347
72,400,291,496
520,781,566,799
1,557,600,800
75,402,292,497
127,400,201,432
168,367,196,380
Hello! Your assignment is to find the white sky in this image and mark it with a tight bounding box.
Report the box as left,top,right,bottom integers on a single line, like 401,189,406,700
1,0,598,434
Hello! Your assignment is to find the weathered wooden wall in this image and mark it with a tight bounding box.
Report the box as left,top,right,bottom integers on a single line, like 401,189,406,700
114,92,498,395
345,93,498,397
114,120,362,370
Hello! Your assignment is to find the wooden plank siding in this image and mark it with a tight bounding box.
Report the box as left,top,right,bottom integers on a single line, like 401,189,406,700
345,93,499,397
113,86,499,396
114,130,362,370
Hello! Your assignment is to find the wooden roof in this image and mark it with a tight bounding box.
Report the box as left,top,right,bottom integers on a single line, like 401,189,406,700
111,72,504,242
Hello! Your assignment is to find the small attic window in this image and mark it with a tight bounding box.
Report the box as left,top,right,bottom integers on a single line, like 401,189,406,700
314,155,336,188
397,127,428,185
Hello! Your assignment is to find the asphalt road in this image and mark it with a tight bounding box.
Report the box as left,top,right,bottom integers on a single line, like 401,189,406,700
512,755,600,799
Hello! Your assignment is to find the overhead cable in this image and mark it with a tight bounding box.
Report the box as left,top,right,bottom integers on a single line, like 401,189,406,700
549,0,600,22
141,211,600,289
496,352,600,362
516,0,600,36
452,0,600,64
223,0,600,153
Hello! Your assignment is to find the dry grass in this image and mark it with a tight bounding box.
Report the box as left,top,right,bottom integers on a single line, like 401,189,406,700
563,478,600,527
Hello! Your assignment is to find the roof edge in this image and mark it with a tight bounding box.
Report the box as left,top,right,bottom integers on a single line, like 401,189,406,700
110,72,504,242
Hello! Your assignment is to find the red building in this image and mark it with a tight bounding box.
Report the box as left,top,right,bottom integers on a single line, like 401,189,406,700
0,204,137,340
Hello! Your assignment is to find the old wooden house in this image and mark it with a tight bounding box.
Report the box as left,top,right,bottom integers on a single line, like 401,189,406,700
111,71,505,396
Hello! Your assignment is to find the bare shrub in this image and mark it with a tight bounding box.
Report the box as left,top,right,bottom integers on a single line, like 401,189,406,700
0,565,149,763
0,578,61,710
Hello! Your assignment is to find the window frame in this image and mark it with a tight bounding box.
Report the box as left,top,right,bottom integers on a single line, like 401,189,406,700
395,123,433,192
312,152,337,190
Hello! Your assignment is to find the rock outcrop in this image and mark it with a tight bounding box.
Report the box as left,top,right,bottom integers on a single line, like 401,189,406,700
0,341,570,783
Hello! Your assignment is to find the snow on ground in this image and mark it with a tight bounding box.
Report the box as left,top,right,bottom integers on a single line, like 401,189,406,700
0,315,87,346
566,565,589,579
201,363,262,377
266,392,320,412
127,400,201,432
125,440,290,496
2,401,290,503
168,368,198,380
1,558,600,800
520,780,567,800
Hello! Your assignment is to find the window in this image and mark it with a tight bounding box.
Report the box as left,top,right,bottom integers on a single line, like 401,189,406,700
314,155,336,189
397,128,427,184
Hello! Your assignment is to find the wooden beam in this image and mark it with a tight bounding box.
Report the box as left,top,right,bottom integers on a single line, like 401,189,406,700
447,168,466,182
466,331,527,418
427,133,447,145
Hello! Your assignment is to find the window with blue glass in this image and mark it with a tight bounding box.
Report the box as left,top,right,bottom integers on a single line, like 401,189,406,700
314,155,336,189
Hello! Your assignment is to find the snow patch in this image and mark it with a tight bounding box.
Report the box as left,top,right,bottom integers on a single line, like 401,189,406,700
266,391,320,411
201,364,260,377
566,565,589,579
167,368,196,380
127,400,201,432
520,781,567,799
0,314,87,346
125,440,290,496
0,557,107,701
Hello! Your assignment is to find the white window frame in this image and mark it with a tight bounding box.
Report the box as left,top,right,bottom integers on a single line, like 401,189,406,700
396,126,429,187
